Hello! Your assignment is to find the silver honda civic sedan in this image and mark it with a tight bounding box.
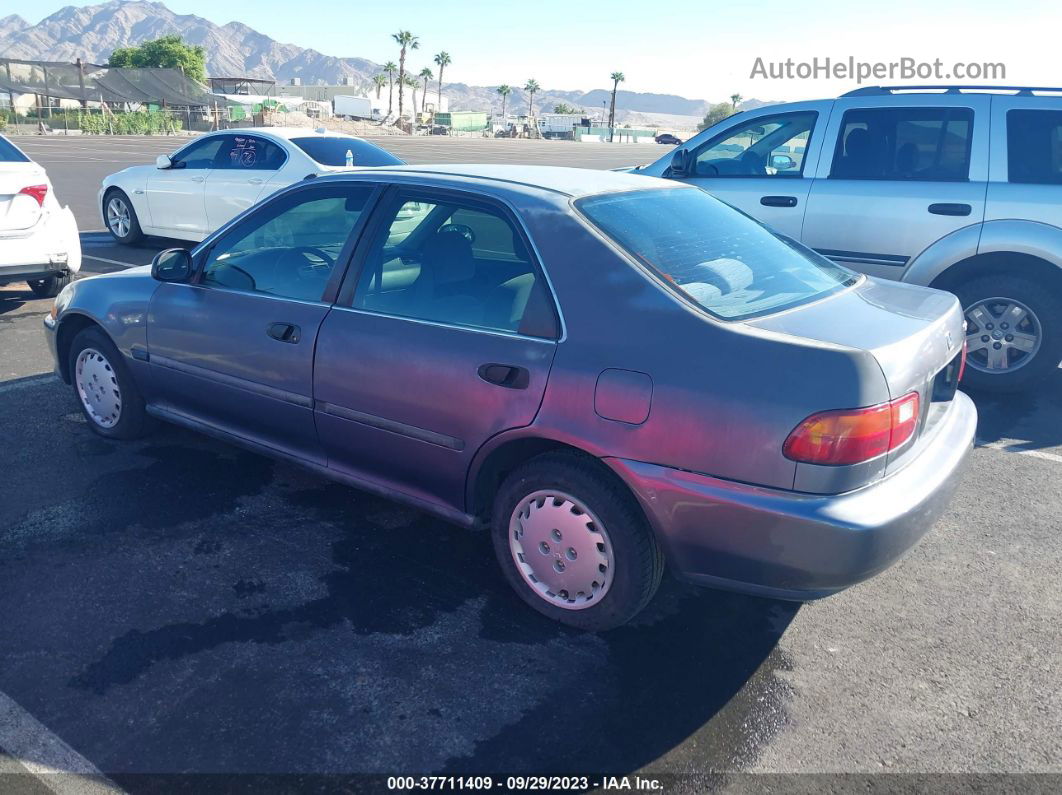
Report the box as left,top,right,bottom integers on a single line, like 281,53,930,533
43,165,976,630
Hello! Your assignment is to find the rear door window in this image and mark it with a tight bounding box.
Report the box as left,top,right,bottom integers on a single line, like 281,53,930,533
351,191,556,336
1007,109,1062,184
213,134,287,170
830,107,973,181
577,187,857,321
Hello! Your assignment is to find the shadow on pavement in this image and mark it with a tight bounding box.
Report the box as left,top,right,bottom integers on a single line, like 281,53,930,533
0,378,797,780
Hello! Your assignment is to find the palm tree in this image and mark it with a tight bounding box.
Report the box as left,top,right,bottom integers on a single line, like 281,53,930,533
392,31,419,117
608,71,625,141
419,67,434,114
405,74,419,119
730,93,743,110
496,84,512,122
524,79,540,117
433,51,451,112
383,61,397,114
372,74,388,100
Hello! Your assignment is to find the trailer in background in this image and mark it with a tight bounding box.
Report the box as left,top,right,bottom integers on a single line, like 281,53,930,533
333,95,373,120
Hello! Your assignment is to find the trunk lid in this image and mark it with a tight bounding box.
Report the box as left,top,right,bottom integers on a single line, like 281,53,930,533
746,276,964,400
0,162,47,233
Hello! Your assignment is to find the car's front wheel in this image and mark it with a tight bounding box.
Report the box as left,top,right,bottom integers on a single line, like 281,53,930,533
491,453,664,631
956,275,1062,393
104,189,143,245
68,326,152,439
27,272,70,298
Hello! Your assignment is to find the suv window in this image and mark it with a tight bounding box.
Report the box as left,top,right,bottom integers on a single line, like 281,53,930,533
201,185,373,301
214,134,287,170
352,192,557,337
1007,110,1062,184
171,136,226,170
0,136,29,162
831,107,973,181
693,112,817,177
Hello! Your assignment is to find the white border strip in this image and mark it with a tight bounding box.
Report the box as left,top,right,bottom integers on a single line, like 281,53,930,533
0,690,124,794
82,255,143,269
977,437,1062,464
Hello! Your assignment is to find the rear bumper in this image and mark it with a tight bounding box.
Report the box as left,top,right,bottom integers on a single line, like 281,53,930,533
0,207,81,283
605,391,977,600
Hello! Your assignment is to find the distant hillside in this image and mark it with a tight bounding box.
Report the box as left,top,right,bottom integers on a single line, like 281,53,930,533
0,1,774,121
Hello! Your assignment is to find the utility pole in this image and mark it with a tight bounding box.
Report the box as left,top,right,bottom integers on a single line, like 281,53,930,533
76,58,88,109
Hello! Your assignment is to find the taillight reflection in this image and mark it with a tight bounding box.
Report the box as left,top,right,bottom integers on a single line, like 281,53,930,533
783,392,920,466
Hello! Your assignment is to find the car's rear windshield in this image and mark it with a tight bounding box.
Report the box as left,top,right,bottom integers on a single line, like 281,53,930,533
290,137,404,167
0,136,30,162
576,187,858,320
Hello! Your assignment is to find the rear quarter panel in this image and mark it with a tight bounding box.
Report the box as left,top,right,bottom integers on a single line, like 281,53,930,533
516,199,890,491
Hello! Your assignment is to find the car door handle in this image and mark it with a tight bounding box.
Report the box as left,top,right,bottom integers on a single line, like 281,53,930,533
928,203,972,216
190,175,205,183
248,178,264,185
267,322,301,344
760,195,798,208
478,363,529,389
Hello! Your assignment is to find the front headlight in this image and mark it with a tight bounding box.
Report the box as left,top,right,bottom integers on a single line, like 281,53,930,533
47,281,75,326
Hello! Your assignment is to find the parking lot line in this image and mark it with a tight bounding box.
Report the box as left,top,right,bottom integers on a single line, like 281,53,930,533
81,255,140,269
0,690,123,794
977,437,1062,464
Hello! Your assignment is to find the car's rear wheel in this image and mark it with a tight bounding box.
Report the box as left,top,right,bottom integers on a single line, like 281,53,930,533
955,275,1062,393
68,326,152,439
27,272,70,298
104,189,143,245
491,453,664,631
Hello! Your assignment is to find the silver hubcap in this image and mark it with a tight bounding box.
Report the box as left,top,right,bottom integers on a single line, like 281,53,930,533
964,297,1042,373
106,197,131,238
509,490,614,610
75,348,122,428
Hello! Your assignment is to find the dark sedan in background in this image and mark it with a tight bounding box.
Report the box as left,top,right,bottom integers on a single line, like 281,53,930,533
43,165,975,630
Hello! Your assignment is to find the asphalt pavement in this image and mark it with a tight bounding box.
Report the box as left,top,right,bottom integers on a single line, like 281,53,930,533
0,134,1059,792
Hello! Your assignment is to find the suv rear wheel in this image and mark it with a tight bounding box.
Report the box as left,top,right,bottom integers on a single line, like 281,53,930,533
491,453,664,631
956,275,1062,393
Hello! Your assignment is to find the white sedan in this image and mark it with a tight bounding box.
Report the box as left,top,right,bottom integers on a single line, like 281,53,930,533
99,127,403,244
0,134,81,298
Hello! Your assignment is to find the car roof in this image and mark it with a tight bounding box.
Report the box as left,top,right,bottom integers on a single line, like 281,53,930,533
327,163,679,198
221,126,365,141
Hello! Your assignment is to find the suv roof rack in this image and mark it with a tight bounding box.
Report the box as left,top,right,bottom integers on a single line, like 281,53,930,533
842,85,1062,97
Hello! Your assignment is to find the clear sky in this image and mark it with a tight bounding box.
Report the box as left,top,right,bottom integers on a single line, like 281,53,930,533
7,0,1061,102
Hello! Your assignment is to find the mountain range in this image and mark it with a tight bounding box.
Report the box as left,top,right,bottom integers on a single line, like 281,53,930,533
0,1,771,120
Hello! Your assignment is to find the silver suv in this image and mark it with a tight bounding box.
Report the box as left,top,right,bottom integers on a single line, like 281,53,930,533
635,85,1062,392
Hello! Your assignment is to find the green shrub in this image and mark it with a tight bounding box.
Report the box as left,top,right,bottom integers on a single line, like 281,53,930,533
79,110,183,135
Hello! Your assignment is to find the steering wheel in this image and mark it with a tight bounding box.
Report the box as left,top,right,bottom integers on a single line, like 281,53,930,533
738,150,767,176
439,223,476,244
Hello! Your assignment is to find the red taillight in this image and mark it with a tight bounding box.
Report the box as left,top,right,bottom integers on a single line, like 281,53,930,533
783,392,921,466
19,184,48,206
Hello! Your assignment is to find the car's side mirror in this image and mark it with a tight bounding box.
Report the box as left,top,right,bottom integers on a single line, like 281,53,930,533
155,154,172,169
669,149,689,178
151,248,193,283
771,154,796,170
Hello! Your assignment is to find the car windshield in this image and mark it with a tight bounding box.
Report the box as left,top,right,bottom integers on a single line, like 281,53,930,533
0,136,30,162
290,137,404,167
576,187,858,320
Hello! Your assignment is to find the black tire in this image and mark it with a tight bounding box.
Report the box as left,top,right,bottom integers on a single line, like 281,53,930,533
491,452,664,631
103,188,144,245
68,326,152,440
27,271,70,298
954,275,1062,393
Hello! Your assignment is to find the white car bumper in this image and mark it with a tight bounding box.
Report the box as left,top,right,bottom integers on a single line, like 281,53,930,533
0,205,81,284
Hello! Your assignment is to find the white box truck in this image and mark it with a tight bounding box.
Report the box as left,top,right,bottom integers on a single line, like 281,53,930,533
333,95,373,120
